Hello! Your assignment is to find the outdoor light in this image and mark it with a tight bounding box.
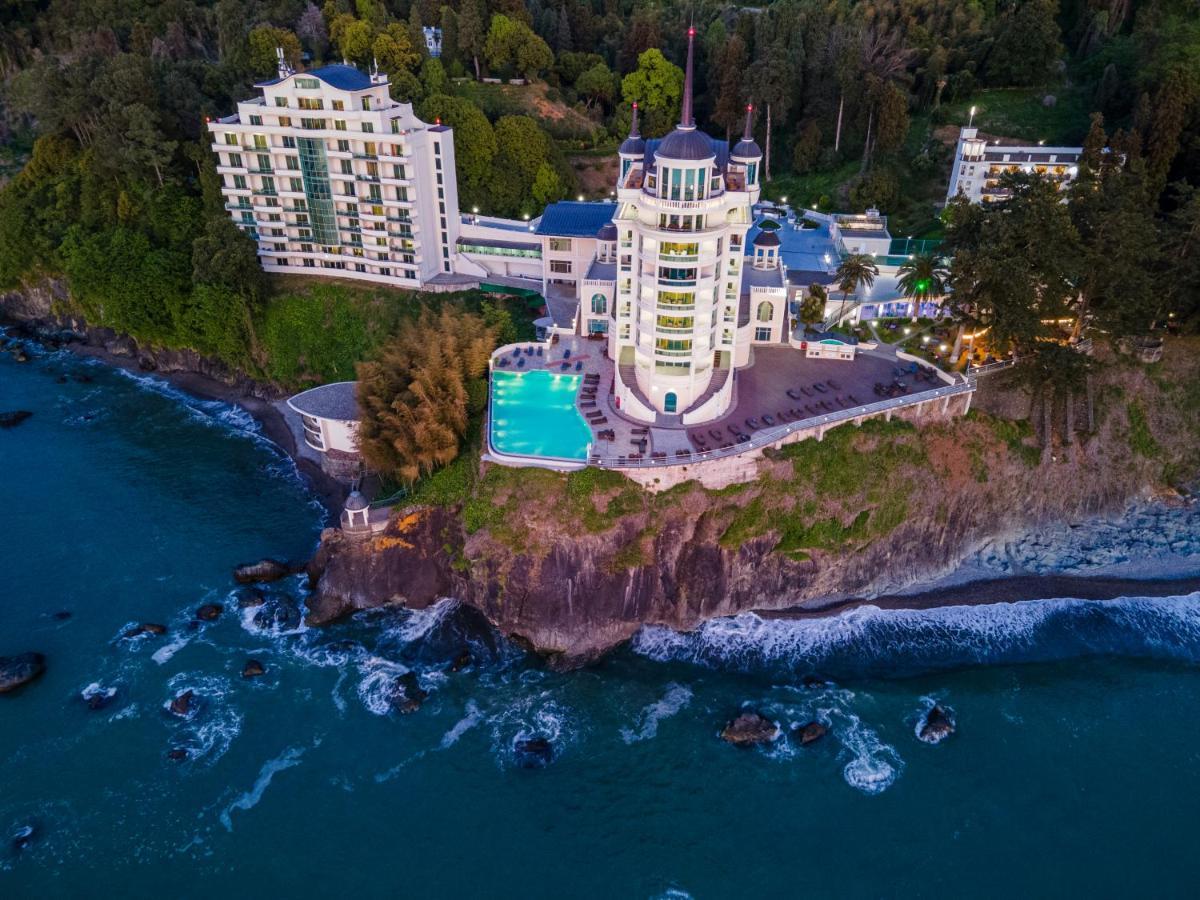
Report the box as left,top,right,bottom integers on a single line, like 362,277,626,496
922,335,930,344
940,343,948,352
577,194,584,202
523,213,530,220
904,327,911,335
781,196,788,203
472,206,479,214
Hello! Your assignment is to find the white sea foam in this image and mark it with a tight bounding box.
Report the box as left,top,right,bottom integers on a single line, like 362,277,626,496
151,631,194,665
440,700,484,749
356,656,417,716
838,711,903,795
386,598,462,644
620,683,694,744
487,691,577,768
631,592,1200,675
164,672,243,765
219,746,305,831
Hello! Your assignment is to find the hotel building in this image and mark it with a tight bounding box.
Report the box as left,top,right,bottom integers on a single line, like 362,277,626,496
207,55,463,290
947,126,1082,204
602,29,786,424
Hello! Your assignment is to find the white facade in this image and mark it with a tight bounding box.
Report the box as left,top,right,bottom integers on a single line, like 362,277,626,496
947,127,1082,204
207,58,462,290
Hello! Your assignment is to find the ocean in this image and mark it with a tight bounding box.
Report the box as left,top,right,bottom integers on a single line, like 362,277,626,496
3,335,1200,897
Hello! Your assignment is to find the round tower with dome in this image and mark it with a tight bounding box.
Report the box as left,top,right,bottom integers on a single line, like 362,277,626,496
608,28,775,425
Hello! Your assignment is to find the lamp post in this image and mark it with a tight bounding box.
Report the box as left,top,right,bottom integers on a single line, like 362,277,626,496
968,105,976,127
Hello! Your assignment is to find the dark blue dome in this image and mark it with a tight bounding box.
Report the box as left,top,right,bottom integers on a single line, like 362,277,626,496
732,138,762,159
619,135,646,155
655,127,715,162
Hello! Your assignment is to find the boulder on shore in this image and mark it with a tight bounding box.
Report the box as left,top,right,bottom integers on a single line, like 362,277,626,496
0,652,46,694
0,410,33,429
168,689,195,717
918,704,955,744
796,720,828,746
720,712,780,747
388,672,428,715
242,659,265,678
513,736,554,768
233,559,296,584
195,603,223,621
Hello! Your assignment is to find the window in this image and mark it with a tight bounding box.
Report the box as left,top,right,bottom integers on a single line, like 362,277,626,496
591,294,607,314
756,301,773,322
550,261,572,274
224,133,238,146
334,120,346,131
275,97,287,108
361,122,373,133
233,175,247,189
298,98,323,110
340,160,352,174
332,100,344,111
755,327,771,341
296,77,320,89
549,238,572,252
229,153,242,168
290,178,303,192
249,115,263,126
362,97,372,111
257,153,271,171
282,136,296,149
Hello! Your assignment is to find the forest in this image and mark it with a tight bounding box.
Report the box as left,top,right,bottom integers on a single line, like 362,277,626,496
0,0,1198,391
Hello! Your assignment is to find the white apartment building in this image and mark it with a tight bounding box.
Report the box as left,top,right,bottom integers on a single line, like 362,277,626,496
207,56,463,290
606,29,786,424
947,126,1082,204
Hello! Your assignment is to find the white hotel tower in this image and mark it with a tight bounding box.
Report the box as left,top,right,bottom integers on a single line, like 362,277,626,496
610,28,774,424
207,53,462,289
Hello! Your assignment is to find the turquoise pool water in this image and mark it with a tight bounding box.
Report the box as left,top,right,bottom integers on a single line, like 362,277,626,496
490,368,592,461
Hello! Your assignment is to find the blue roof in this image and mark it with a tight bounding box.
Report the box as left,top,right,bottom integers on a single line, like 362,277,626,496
645,136,728,171
535,201,614,238
257,64,374,92
746,215,840,276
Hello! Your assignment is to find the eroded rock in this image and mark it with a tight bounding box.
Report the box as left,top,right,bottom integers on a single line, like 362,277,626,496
0,410,33,429
720,712,779,747
918,704,955,744
233,559,296,584
796,721,828,746
0,652,46,694
168,689,195,717
388,672,427,715
513,736,554,768
195,603,223,621
242,659,265,678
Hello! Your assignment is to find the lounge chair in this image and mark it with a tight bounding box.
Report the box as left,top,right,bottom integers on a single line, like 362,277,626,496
805,404,818,416
652,451,667,459
709,429,723,441
728,425,740,436
499,358,509,367
827,378,841,390
736,433,750,442
676,449,690,458
787,389,802,400
762,414,776,426
592,417,608,425
813,382,828,394
564,349,571,359
512,348,521,357
525,347,534,356
517,357,525,368
847,394,858,404
575,361,583,371
536,347,543,356
746,417,759,429
561,362,569,370
800,387,813,398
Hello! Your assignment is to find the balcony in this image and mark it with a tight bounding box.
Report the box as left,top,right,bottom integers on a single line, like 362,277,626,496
355,174,381,183
248,167,274,175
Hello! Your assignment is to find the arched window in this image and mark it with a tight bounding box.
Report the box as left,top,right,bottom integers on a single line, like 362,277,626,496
757,301,773,322
591,293,607,314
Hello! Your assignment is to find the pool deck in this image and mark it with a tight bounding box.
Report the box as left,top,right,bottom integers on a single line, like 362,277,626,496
491,335,950,466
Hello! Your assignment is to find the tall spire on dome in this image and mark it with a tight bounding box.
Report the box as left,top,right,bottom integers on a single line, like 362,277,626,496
680,25,696,130
629,102,640,139
742,104,754,141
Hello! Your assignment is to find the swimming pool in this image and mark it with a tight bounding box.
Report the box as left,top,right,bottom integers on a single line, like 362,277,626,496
489,369,593,461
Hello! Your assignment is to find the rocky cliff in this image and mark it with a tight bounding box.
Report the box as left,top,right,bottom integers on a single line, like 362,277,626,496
307,339,1200,665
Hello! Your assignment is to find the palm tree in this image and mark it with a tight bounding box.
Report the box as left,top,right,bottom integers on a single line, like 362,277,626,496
834,253,879,326
897,251,949,323
800,283,828,334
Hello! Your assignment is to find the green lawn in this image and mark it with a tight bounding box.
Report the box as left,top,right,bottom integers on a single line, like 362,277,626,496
937,86,1093,146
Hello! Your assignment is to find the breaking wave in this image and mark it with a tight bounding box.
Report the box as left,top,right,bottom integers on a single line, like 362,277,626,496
620,683,693,744
631,592,1200,679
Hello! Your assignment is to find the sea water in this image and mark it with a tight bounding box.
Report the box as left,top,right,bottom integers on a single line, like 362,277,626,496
3,337,1200,897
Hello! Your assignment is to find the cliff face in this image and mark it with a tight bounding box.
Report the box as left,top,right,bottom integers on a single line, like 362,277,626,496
0,279,279,400
307,341,1200,666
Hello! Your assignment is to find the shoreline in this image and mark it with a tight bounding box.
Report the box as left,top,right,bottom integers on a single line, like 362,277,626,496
761,572,1200,621
9,326,347,523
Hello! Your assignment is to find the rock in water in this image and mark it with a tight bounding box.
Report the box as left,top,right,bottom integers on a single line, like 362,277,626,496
235,587,267,608
0,410,33,429
168,689,195,717
449,649,471,672
918,704,955,744
52,610,72,621
242,659,265,679
0,652,46,694
252,597,301,631
233,559,295,584
195,603,223,621
388,672,428,715
82,683,118,711
796,721,828,746
513,736,554,768
11,823,36,853
166,748,189,762
123,622,167,638
720,712,780,747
